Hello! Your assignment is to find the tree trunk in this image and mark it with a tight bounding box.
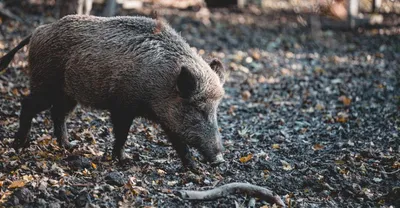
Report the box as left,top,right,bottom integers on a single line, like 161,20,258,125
57,0,79,18
348,0,359,28
103,0,117,17
372,0,381,13
204,0,238,8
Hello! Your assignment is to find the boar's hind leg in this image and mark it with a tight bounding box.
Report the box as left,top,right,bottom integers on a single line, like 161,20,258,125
50,95,77,149
110,111,133,162
13,94,52,149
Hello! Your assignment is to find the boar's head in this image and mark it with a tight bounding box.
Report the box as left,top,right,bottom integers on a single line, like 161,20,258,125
156,58,226,166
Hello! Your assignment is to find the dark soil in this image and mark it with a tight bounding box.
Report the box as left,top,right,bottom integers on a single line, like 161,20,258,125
1,1,399,208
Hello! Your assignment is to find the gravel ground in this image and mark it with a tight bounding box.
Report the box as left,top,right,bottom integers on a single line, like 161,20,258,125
0,1,399,207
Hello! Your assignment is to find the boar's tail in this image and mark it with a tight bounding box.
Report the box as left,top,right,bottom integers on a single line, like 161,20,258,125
0,35,31,73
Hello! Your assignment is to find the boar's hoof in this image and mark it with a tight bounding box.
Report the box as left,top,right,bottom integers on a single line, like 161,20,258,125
112,150,126,163
60,141,74,151
12,138,30,151
183,161,200,174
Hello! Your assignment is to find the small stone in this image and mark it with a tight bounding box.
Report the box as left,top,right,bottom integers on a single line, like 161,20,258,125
245,56,253,63
14,188,34,204
105,171,126,187
101,184,115,192
258,75,266,83
48,202,62,208
251,51,261,60
75,191,92,208
67,155,92,170
35,198,47,208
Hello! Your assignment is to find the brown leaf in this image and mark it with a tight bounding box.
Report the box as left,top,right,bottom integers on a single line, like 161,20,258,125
239,154,253,163
91,162,97,169
0,190,12,203
377,84,384,89
11,88,20,96
312,143,324,151
258,75,266,83
392,161,400,169
8,180,25,189
338,95,351,106
241,90,251,101
228,105,236,115
336,112,349,123
21,87,30,96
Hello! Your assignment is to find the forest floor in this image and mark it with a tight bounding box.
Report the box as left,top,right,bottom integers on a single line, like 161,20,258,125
0,1,399,208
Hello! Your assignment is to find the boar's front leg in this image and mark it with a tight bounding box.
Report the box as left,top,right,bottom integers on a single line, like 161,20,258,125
110,111,133,162
168,136,198,172
50,95,77,149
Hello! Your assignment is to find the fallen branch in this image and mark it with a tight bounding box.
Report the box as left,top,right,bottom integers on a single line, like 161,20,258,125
175,182,286,207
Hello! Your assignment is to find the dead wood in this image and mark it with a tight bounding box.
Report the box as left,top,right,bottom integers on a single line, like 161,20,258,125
175,182,286,207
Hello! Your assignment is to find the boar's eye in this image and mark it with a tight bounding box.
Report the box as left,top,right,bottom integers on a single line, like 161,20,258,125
177,66,198,99
194,104,209,120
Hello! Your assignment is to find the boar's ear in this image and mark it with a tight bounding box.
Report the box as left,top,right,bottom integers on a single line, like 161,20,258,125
209,59,225,84
177,66,198,99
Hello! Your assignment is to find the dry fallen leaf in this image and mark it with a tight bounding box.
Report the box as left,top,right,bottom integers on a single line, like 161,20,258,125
157,169,166,177
272,144,280,149
392,161,400,169
339,95,351,106
22,175,34,182
228,105,236,115
336,112,349,123
239,154,253,163
241,90,251,101
8,180,25,189
11,88,20,96
0,190,12,203
91,162,97,169
82,168,90,176
281,160,293,171
167,180,178,186
314,67,325,74
312,143,324,151
315,103,325,111
335,160,345,165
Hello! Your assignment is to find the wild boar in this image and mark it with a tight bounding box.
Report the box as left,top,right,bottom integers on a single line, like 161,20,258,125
0,15,226,171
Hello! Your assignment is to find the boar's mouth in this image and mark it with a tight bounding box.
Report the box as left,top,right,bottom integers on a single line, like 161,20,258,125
190,139,225,166
197,150,225,166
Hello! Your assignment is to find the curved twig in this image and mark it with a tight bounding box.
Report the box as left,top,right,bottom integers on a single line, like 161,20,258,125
175,182,286,207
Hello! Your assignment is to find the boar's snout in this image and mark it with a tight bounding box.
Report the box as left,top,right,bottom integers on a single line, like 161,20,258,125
210,153,225,166
198,132,225,166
